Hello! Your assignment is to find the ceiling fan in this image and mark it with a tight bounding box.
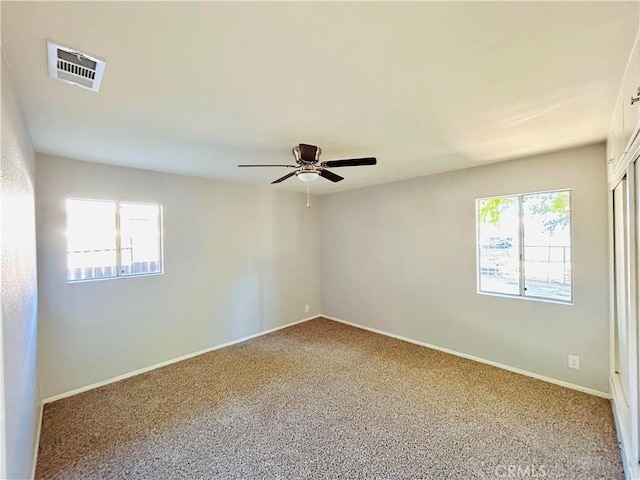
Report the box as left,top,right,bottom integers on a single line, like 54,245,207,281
238,143,377,184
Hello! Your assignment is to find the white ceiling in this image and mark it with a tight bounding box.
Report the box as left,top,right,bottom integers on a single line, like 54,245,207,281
1,1,637,194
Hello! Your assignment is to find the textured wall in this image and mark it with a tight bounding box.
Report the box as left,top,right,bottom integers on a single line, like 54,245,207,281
36,155,320,398
320,143,610,393
1,56,40,478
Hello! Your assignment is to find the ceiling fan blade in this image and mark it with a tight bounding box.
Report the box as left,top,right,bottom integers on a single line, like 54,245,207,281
238,164,297,168
271,171,297,184
299,144,319,163
319,169,344,183
320,157,377,168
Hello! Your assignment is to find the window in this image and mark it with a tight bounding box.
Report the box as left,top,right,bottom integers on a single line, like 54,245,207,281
66,198,162,282
477,190,572,302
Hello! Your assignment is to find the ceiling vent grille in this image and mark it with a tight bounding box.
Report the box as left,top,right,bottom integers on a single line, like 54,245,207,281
47,41,105,92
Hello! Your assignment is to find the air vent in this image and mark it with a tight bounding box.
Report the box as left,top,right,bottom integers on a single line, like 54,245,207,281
47,41,105,92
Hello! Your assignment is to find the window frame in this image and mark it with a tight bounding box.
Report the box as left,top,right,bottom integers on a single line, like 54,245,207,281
66,197,164,283
475,189,574,305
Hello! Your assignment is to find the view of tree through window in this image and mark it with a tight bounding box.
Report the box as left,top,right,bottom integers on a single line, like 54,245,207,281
477,190,571,302
66,199,163,282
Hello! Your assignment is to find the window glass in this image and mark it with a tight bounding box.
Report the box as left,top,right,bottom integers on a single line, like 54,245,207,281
66,199,117,281
522,191,571,301
119,203,162,276
477,196,520,295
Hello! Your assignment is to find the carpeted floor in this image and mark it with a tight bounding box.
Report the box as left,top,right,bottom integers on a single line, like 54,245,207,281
36,317,622,479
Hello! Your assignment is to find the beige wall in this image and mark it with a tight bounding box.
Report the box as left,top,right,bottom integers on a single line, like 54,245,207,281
1,56,40,479
319,143,610,393
36,155,320,398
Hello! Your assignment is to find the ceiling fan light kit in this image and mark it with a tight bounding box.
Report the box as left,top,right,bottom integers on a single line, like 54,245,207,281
296,171,320,183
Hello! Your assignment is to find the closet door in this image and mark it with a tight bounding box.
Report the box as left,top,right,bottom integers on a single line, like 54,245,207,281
613,164,640,468
615,177,630,404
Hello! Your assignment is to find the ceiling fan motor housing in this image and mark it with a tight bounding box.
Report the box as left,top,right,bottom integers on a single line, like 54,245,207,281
293,144,321,165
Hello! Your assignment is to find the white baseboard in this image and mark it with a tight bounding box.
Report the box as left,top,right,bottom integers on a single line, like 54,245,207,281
31,400,43,479
322,315,611,399
43,315,319,404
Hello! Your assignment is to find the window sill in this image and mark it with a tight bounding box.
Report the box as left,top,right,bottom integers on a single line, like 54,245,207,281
66,271,164,284
477,290,573,306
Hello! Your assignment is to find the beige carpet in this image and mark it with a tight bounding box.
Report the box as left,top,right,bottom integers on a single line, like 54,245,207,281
36,317,622,479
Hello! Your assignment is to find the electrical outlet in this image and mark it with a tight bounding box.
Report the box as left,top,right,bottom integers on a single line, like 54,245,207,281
305,304,310,313
568,354,580,370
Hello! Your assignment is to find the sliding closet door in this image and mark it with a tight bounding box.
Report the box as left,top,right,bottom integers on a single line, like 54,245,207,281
612,164,640,467
614,177,630,404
